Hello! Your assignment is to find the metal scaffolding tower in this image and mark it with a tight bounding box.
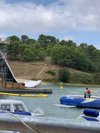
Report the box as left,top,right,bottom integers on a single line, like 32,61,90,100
0,42,17,88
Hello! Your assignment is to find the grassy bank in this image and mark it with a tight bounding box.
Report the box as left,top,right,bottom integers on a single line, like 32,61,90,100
42,81,100,87
8,60,100,85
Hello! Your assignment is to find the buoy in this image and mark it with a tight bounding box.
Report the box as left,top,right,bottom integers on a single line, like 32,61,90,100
60,85,64,89
83,109,99,117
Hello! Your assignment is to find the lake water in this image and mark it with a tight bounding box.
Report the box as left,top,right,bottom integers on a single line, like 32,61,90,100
0,82,100,119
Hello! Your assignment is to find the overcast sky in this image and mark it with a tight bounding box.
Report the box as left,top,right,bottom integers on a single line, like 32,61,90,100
0,0,100,49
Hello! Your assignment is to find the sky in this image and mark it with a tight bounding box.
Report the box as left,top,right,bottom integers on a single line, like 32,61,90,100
0,0,100,49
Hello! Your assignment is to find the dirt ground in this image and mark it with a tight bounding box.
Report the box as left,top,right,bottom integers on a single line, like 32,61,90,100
8,60,59,81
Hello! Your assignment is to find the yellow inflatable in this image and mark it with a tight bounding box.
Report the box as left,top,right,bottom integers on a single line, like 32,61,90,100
0,92,48,98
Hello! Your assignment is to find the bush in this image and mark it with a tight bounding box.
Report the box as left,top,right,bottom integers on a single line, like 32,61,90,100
45,70,56,76
58,69,70,83
70,73,94,84
93,73,100,84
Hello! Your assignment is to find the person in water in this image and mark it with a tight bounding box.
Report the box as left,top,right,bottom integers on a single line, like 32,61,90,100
84,88,91,98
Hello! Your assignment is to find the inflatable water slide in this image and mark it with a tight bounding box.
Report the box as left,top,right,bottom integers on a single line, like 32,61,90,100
0,51,41,88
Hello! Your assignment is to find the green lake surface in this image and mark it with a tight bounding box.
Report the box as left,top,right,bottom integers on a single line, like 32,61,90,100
1,82,100,119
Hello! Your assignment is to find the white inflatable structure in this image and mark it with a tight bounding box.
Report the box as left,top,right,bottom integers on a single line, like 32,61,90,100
24,80,41,88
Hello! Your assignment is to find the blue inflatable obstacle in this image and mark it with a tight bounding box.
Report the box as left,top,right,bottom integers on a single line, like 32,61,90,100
81,109,100,122
60,95,100,109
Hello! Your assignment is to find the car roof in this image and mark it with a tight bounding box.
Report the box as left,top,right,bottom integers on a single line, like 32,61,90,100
0,99,24,104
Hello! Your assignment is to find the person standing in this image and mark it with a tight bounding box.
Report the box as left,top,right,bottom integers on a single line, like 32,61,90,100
84,88,91,98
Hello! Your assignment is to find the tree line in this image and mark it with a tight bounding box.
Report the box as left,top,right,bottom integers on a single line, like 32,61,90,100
6,34,100,73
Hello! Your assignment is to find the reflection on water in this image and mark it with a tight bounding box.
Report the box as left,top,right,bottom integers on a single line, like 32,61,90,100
0,83,100,119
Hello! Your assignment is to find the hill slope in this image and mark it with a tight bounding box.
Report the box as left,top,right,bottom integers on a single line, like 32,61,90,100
8,60,94,84
8,60,59,81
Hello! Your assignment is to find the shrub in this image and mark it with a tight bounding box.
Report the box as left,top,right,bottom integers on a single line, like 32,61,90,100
58,69,70,82
45,70,56,76
93,73,100,84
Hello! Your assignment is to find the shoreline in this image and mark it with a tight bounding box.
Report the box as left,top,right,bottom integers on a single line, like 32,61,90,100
41,81,100,87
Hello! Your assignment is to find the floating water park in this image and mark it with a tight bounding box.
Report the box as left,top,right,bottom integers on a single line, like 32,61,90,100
60,95,100,109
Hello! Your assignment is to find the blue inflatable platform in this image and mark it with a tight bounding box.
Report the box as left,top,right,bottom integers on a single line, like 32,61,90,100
80,109,100,122
60,95,100,109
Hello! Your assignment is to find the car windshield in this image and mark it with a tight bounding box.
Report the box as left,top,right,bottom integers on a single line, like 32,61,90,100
13,104,25,112
0,104,10,112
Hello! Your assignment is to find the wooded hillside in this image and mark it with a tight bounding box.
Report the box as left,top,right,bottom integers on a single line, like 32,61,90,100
2,34,100,84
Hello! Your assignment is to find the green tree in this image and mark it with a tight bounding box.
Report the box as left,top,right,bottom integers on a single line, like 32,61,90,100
38,34,58,49
21,48,34,61
10,35,20,42
59,40,76,47
26,38,36,45
37,49,46,60
21,35,29,43
7,40,20,59
51,45,74,66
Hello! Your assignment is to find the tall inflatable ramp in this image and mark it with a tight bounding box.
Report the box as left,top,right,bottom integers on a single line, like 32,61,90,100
0,51,25,89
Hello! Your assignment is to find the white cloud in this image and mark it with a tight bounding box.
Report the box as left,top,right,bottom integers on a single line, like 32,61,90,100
62,35,75,41
0,0,100,34
0,33,7,38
